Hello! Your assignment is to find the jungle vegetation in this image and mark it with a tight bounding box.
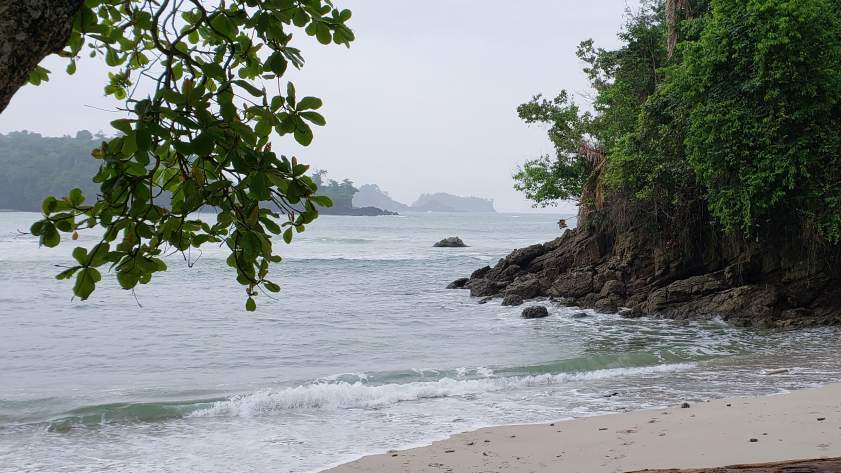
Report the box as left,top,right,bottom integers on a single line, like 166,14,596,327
514,0,841,245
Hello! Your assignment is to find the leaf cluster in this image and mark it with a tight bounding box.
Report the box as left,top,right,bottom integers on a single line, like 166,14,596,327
28,0,354,309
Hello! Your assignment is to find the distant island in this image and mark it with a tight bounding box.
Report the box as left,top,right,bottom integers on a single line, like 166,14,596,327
311,172,397,216
353,184,496,213
0,131,495,216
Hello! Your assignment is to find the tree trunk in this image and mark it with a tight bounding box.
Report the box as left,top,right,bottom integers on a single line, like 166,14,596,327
0,0,83,113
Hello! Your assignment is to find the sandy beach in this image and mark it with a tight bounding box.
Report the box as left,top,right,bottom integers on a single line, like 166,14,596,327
325,383,841,473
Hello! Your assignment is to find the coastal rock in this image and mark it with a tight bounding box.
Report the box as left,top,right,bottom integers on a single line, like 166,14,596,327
470,266,492,279
570,311,588,319
521,306,549,319
456,193,841,327
504,276,542,299
594,298,618,314
433,236,468,248
466,279,506,297
446,278,469,289
501,294,524,306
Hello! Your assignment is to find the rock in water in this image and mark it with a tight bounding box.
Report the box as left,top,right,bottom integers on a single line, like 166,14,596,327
446,278,469,289
501,294,524,306
522,305,549,319
434,236,468,248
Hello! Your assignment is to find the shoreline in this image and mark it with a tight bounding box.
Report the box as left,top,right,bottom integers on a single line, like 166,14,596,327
323,383,841,473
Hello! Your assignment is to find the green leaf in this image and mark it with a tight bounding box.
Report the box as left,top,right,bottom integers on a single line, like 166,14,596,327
282,228,293,244
56,267,80,281
294,126,314,146
73,267,101,300
300,111,326,126
68,188,84,206
315,23,332,45
72,247,88,264
193,131,214,155
245,297,257,311
297,96,322,110
40,223,60,248
264,281,281,292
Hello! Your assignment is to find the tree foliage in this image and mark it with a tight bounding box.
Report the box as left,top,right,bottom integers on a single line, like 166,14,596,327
24,0,353,309
513,91,591,206
516,0,841,245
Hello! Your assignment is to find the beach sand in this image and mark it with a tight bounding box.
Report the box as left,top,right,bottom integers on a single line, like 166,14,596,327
324,383,841,473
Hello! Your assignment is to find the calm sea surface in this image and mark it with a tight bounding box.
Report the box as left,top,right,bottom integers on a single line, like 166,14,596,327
1,211,840,472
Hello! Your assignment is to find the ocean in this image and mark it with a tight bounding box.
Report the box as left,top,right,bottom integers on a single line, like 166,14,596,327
1,211,840,472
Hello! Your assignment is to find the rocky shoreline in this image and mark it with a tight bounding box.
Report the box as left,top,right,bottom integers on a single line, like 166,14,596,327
449,218,841,328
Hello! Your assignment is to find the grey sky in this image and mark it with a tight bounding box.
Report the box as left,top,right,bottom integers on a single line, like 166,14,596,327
0,1,639,213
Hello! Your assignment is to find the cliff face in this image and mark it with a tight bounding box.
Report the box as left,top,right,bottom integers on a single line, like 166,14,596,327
458,194,841,328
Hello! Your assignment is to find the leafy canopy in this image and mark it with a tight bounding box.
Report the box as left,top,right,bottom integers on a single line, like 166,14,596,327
27,0,354,310
515,0,841,245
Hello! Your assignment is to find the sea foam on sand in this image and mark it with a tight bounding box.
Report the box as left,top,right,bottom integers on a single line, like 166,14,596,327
324,382,841,473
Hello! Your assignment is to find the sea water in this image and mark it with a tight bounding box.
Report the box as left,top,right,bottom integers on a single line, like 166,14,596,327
1,211,840,472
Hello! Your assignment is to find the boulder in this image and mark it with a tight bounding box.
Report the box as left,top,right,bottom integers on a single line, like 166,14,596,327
504,276,542,299
594,298,618,314
434,237,468,248
570,311,588,319
550,271,594,298
470,265,492,279
522,305,549,319
501,294,524,306
446,278,469,289
466,279,505,297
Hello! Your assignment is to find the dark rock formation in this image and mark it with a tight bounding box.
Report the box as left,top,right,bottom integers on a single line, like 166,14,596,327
434,237,468,248
521,306,549,319
459,210,841,328
447,278,469,289
501,294,524,306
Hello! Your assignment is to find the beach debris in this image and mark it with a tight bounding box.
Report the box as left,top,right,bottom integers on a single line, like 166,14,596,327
749,438,758,442
522,305,549,319
444,449,455,453
433,236,468,248
599,427,608,431
762,368,790,375
681,402,691,408
466,442,474,446
818,417,826,421
391,454,398,457
726,403,732,407
483,439,490,443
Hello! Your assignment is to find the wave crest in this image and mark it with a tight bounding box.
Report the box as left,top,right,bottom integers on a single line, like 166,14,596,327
191,363,693,417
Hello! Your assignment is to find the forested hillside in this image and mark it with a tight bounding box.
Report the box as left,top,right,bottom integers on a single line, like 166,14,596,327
0,131,101,211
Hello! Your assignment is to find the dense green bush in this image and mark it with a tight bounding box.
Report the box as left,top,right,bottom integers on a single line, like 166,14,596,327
516,0,841,244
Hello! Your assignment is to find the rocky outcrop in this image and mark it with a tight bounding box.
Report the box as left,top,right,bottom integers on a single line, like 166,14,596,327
522,306,549,319
452,209,841,328
434,237,468,248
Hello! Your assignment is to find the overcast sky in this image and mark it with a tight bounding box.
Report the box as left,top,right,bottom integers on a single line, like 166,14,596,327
0,1,639,213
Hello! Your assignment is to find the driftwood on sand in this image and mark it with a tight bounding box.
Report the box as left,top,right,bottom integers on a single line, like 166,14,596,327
628,457,841,472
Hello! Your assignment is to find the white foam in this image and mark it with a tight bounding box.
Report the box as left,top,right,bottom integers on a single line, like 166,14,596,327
190,363,694,417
